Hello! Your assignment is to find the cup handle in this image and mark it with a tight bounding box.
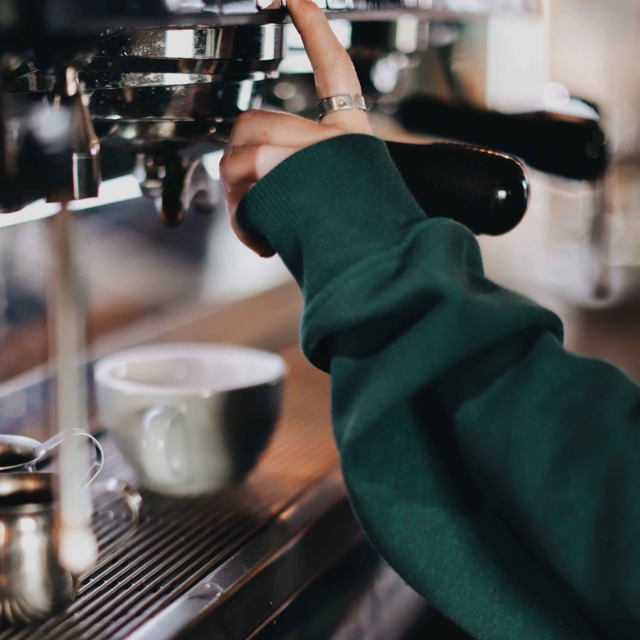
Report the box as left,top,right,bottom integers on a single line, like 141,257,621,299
141,406,191,487
41,428,105,489
89,477,142,568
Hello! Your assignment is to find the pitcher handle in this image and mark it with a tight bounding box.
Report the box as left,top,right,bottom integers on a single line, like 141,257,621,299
88,477,142,570
42,429,105,489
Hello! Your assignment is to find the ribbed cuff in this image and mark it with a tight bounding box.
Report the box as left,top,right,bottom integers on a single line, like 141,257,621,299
236,134,426,302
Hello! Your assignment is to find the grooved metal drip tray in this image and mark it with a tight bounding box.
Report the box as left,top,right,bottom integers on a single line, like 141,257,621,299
0,345,360,640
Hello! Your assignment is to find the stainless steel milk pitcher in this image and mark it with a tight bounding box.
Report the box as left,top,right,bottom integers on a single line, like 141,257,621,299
0,429,103,483
0,472,141,625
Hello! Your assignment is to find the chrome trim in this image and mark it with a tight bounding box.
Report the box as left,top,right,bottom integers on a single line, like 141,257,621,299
126,471,363,640
0,338,345,640
97,25,285,62
88,80,263,121
95,120,230,147
39,0,542,28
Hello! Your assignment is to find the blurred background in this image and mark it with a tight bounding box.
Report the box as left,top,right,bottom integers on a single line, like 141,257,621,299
0,3,639,638
1,0,639,409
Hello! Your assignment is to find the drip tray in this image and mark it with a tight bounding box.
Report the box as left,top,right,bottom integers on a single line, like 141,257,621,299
0,344,360,640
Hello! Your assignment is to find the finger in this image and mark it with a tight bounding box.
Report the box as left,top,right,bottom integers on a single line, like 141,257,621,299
228,109,341,148
287,0,361,100
220,144,298,189
287,0,371,130
287,0,360,98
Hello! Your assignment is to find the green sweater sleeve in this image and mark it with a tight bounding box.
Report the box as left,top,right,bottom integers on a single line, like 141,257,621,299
236,134,640,640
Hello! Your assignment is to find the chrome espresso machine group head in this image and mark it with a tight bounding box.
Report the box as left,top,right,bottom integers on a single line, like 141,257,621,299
0,0,542,230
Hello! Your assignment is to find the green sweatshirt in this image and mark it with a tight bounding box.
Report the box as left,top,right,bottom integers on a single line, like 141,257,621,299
237,134,640,640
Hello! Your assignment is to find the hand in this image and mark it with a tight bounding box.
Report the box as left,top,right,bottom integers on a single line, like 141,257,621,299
220,0,374,257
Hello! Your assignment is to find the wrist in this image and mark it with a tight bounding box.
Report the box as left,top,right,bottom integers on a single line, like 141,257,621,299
236,134,426,302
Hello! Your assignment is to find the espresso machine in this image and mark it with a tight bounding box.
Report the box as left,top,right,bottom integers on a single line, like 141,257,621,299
0,1,610,638
0,0,552,237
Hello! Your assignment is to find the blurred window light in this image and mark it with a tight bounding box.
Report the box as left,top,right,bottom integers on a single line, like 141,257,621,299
263,20,276,55
285,19,351,51
280,21,351,74
202,150,224,181
372,57,401,94
278,51,313,74
538,83,599,120
167,0,206,9
0,175,143,229
445,0,490,12
273,82,297,100
395,15,419,54
161,73,197,86
221,1,258,13
330,20,352,48
237,80,255,111
542,82,570,110
19,517,37,533
0,201,59,228
285,24,307,53
69,175,143,210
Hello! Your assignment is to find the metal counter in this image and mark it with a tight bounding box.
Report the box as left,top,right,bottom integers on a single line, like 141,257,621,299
0,344,360,640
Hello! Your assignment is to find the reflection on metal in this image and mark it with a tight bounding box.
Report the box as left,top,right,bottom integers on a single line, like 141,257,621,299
82,0,543,24
0,473,75,625
0,176,143,230
88,81,262,126
0,346,345,640
0,0,540,218
322,558,430,640
6,25,285,94
2,22,284,223
0,0,541,35
127,472,362,640
45,66,101,204
95,25,286,69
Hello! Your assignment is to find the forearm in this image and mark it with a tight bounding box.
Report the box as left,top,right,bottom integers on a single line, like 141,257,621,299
452,332,640,638
237,134,640,639
325,225,640,637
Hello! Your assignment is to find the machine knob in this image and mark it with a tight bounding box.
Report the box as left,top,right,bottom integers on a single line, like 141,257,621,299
397,94,609,183
386,141,530,236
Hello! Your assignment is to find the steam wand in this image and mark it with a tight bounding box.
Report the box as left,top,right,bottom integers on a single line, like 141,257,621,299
50,202,97,575
47,65,101,575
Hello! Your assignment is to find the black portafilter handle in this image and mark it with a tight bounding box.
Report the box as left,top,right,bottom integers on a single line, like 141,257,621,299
385,140,530,236
396,95,609,183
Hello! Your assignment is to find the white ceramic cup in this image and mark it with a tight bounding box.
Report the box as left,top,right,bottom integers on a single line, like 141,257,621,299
94,343,286,496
